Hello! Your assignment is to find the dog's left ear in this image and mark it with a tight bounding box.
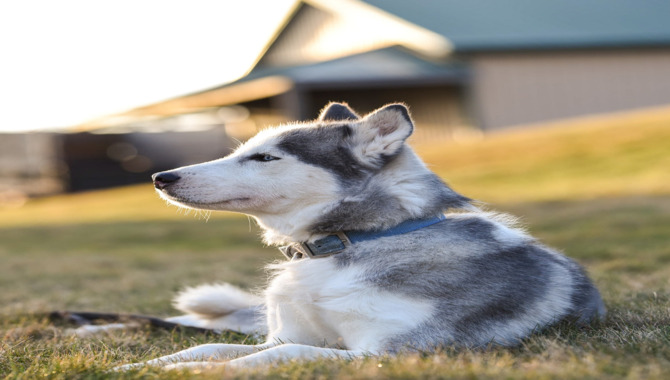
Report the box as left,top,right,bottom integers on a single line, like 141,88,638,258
352,104,414,166
319,102,360,122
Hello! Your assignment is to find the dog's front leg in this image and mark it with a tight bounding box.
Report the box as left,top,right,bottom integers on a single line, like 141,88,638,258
160,344,369,371
114,343,273,371
225,343,368,368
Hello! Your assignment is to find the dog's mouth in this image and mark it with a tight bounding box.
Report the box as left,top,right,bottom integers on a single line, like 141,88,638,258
157,189,251,210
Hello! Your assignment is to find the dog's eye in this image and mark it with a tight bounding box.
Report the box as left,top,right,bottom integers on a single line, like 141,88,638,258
248,153,280,162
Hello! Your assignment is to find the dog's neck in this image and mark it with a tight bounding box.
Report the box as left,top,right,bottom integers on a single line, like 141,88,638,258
254,148,470,246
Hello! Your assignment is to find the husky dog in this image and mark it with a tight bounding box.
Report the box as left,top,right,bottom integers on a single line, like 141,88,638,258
118,103,604,370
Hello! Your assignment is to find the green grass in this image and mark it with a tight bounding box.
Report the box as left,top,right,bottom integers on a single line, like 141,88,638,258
1,107,670,378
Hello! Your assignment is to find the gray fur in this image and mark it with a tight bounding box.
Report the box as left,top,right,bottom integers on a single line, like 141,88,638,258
393,244,553,348
224,305,267,333
329,215,604,349
313,175,470,234
566,260,608,323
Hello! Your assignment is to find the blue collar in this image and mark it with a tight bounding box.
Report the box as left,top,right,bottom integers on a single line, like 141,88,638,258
279,214,446,260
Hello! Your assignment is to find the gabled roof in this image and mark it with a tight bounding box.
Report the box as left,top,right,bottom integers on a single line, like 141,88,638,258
242,47,468,88
362,0,670,52
256,0,451,67
74,48,467,129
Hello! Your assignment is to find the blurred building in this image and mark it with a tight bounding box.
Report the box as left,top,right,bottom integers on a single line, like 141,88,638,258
5,0,670,198
0,133,66,205
0,117,234,199
61,125,233,192
77,0,670,137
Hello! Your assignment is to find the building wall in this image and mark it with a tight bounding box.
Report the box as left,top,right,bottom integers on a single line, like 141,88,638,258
469,48,670,130
63,128,233,192
0,133,66,197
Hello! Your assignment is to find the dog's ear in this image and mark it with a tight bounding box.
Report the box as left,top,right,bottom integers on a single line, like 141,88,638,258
351,104,414,166
318,102,360,122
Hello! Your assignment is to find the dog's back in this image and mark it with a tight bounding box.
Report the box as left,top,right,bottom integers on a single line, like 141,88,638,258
331,213,605,349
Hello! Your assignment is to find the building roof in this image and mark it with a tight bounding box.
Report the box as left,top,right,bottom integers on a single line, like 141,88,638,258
362,0,670,52
76,0,670,129
75,47,467,129
241,47,468,88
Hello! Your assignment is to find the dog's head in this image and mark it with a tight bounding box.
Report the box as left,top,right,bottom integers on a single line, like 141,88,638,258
153,102,467,242
153,103,413,213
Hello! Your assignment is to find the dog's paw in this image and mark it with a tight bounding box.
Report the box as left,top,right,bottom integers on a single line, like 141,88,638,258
111,362,147,372
114,361,228,372
163,361,227,371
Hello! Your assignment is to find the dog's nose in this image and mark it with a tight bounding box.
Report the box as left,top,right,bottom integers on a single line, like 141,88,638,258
152,171,181,190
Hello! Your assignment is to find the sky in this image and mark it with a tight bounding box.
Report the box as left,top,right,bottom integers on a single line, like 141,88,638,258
0,0,296,132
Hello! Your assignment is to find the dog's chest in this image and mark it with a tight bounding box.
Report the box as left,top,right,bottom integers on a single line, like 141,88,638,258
266,259,363,312
264,258,434,351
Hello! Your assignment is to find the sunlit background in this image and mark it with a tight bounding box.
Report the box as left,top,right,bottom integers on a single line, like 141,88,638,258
2,0,670,203
1,2,670,376
0,0,295,132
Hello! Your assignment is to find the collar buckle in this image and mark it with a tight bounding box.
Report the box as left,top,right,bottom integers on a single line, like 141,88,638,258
301,232,351,259
279,232,351,260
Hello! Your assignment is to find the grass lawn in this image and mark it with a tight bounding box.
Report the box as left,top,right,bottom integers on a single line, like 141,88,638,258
1,107,670,379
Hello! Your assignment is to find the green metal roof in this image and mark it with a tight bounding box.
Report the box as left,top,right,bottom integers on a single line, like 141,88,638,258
362,0,670,52
241,48,469,87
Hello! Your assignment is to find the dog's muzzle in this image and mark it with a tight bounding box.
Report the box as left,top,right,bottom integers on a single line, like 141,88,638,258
152,171,181,190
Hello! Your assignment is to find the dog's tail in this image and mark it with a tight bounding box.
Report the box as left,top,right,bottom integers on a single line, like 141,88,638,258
173,283,263,318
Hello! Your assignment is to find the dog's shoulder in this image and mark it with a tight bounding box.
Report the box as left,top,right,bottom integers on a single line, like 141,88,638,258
333,211,532,264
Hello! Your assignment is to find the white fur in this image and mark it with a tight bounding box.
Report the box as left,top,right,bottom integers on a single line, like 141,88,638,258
173,283,262,317
115,259,434,371
156,124,341,244
163,284,266,334
264,259,434,351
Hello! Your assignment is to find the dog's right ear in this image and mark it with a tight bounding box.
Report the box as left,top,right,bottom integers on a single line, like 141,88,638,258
318,102,360,122
350,103,414,167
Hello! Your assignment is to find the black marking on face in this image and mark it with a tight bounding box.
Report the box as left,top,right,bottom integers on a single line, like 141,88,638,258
277,124,368,181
